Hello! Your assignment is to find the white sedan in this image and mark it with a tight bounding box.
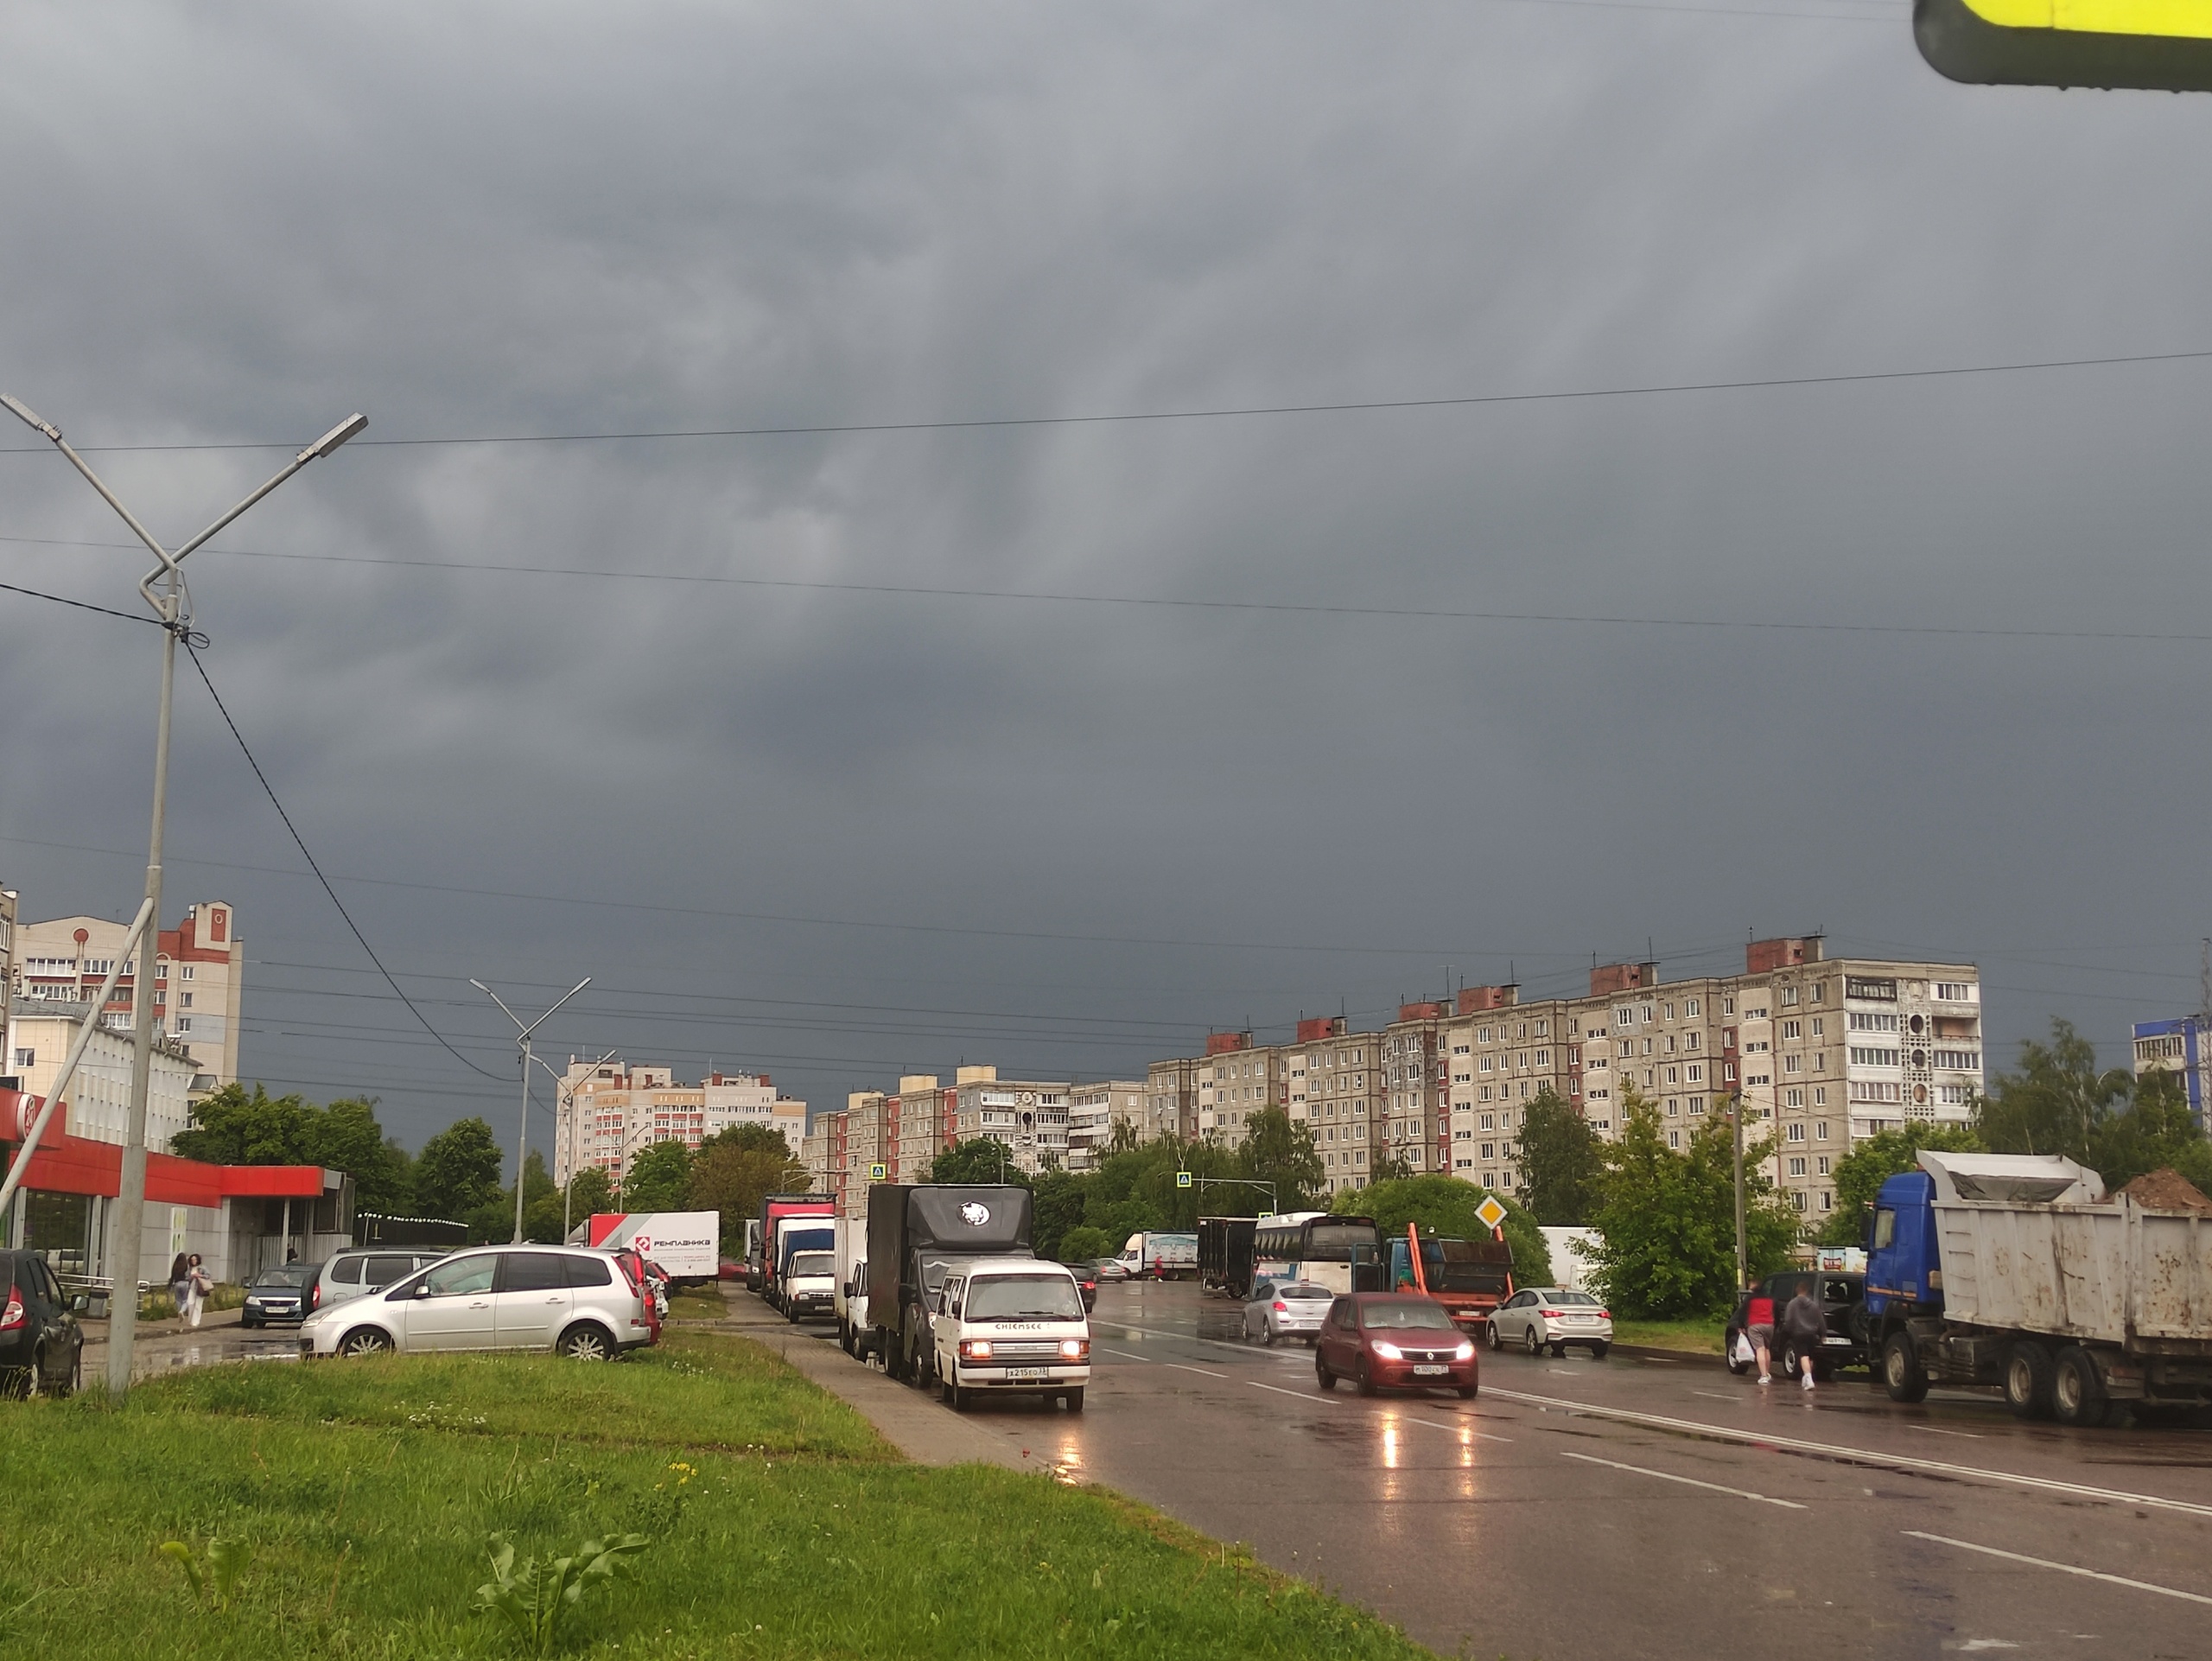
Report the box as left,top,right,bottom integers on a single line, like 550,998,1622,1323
1487,1288,1612,1359
1243,1280,1331,1345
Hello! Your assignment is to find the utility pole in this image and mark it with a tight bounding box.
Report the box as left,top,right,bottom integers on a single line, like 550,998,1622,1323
3,394,364,1398
472,977,593,1242
531,1047,620,1242
1731,1091,1748,1292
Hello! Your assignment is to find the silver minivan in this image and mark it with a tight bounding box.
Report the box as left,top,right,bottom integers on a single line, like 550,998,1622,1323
315,1248,452,1314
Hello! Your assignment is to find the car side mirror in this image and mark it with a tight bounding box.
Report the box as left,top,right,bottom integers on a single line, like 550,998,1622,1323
70,1294,89,1315
413,1285,434,1299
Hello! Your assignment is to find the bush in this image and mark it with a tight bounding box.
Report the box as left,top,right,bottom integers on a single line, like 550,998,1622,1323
1057,1226,1115,1263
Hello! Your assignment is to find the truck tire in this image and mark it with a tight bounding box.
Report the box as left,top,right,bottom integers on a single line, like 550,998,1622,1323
1882,1330,1929,1403
2052,1346,2109,1428
2004,1340,2056,1420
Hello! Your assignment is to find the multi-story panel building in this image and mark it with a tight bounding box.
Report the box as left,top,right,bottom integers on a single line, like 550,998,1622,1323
1146,1057,1198,1142
11,900,243,1086
2133,1016,2211,1126
801,1117,834,1195
950,1065,1071,1175
1423,984,1580,1193
553,1060,805,1188
701,1072,808,1158
1197,1031,1278,1146
1066,1079,1146,1171
1286,1016,1382,1194
890,1075,957,1184
835,1091,893,1219
1382,1001,1450,1178
7,997,200,1153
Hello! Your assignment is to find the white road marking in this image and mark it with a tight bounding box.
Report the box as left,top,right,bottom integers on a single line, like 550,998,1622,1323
1249,1379,1338,1403
1560,1449,1807,1509
1408,1415,1513,1443
1101,1347,1152,1363
1689,1391,1738,1402
1165,1362,1229,1379
1904,1532,2212,1607
1483,1385,2212,1520
1909,1424,1985,1440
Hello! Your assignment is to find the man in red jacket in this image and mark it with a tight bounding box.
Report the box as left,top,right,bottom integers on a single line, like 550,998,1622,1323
1745,1280,1777,1386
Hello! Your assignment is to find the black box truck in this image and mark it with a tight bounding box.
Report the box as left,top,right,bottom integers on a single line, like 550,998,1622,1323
868,1183,1034,1387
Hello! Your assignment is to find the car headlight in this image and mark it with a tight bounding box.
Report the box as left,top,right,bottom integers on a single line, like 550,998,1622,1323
1370,1340,1403,1360
1453,1340,1475,1360
1059,1338,1088,1361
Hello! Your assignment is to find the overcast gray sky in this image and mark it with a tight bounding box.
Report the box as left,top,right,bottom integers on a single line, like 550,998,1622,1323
4,2,2209,1160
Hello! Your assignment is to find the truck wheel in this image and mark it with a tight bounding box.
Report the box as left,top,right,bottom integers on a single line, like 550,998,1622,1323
1064,1387,1085,1412
1882,1331,1929,1403
2052,1346,2109,1428
2004,1341,2056,1420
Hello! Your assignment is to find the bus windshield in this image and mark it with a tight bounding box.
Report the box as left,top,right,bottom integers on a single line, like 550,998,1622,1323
1305,1223,1378,1259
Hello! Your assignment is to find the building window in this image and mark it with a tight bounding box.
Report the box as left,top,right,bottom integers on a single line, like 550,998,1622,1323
1688,1097,1706,1115
1813,1087,1827,1106
1786,1122,1805,1142
1816,1155,1832,1175
1790,1191,1808,1212
1668,1130,1680,1149
12,1049,31,1069
1781,986,1799,1008
1850,1047,1901,1068
1936,982,1974,1002
1788,1156,1807,1176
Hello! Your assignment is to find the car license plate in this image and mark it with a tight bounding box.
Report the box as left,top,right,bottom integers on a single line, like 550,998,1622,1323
1007,1366,1046,1380
1412,1364,1448,1376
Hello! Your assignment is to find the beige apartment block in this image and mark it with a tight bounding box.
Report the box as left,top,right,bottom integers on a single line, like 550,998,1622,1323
950,1065,1072,1175
702,1072,808,1159
1382,1001,1451,1178
1196,1031,1277,1146
1146,1056,1199,1141
891,1074,957,1185
1066,1079,1147,1171
801,1118,833,1195
552,1059,804,1189
1287,1016,1382,1195
12,900,243,1086
8,997,200,1153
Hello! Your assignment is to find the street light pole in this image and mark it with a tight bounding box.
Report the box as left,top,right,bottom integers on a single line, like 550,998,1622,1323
2,395,365,1399
529,1047,620,1241
471,977,592,1243
1732,1091,1748,1293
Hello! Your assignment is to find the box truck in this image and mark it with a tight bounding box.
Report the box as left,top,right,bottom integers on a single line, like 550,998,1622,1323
586,1211,720,1282
868,1183,1034,1389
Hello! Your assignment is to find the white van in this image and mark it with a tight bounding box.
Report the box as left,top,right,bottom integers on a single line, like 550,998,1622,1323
834,1215,872,1359
930,1256,1091,1412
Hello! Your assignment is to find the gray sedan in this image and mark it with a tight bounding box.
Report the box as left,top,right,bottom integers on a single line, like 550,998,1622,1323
1487,1287,1612,1358
1243,1279,1332,1345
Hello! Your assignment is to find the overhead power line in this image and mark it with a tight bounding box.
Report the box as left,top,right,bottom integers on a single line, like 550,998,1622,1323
3,347,2206,455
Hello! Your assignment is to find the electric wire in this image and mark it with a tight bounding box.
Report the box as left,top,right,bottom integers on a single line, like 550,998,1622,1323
179,640,511,1082
3,347,2208,455
0,578,161,628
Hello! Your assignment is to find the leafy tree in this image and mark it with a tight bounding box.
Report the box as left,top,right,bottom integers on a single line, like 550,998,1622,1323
620,1139,695,1211
1332,1174,1552,1289
686,1136,803,1256
1371,1149,1415,1182
1107,1117,1142,1155
1516,1088,1604,1225
698,1123,801,1160
1056,1225,1115,1263
1584,1090,1796,1319
1815,1122,1984,1247
1030,1170,1089,1261
2090,1066,2212,1192
1236,1108,1324,1212
410,1116,505,1222
472,1150,558,1244
173,1084,415,1213
1974,1019,2212,1192
927,1137,1028,1186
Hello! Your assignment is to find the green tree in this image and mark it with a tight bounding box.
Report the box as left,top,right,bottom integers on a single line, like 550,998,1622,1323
1371,1149,1415,1182
2091,1066,2212,1191
1332,1174,1552,1289
1584,1091,1795,1319
686,1134,803,1257
1816,1122,1985,1247
473,1150,558,1244
566,1164,616,1219
1056,1225,1115,1263
1974,1019,2132,1161
621,1138,695,1211
1236,1108,1324,1212
304,1098,415,1214
1516,1087,1604,1225
170,1083,315,1165
927,1138,1028,1185
414,1117,505,1222
1030,1170,1089,1261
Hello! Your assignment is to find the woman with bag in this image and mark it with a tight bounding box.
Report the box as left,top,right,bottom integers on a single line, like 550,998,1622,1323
184,1252,213,1328
168,1251,192,1320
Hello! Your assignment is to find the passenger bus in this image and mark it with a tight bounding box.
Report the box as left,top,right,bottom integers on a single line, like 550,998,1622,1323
1197,1216,1257,1299
1251,1212,1384,1295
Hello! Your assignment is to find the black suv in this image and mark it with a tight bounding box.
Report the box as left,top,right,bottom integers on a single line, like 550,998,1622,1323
1724,1270,1867,1380
1,1251,86,1397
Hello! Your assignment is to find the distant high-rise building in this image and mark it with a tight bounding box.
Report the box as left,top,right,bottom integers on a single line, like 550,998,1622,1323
2133,1015,2212,1126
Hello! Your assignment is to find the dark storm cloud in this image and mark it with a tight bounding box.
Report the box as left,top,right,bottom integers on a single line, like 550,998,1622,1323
3,1,2210,1151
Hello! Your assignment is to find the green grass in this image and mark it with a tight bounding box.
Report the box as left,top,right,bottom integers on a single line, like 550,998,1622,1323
0,1330,1436,1660
1611,1318,1725,1355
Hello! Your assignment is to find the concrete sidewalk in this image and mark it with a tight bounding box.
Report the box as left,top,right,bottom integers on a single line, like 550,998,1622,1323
709,1295,1038,1473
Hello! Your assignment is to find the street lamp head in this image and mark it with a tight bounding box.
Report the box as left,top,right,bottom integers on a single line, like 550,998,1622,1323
0,394,60,440
302,413,368,461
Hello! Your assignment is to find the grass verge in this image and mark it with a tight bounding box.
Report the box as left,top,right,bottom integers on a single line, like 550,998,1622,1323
1611,1318,1725,1355
0,1331,1434,1659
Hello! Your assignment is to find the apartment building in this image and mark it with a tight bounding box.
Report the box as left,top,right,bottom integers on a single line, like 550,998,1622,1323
2133,1015,2211,1125
1286,1016,1382,1194
552,1059,806,1188
1066,1079,1146,1171
1146,1057,1199,1141
1383,1001,1450,1178
1196,1031,1276,1145
8,997,200,1154
950,1065,1071,1176
10,900,244,1086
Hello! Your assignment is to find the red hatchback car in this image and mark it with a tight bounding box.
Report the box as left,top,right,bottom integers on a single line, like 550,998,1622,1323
1315,1293,1478,1398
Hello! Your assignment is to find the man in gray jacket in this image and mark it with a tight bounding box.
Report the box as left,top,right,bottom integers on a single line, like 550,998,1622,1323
1781,1278,1826,1392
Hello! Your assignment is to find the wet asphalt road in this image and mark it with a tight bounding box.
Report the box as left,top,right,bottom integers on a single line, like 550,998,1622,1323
798,1281,2212,1661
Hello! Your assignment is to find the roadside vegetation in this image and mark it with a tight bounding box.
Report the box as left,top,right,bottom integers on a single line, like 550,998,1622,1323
0,1320,1433,1658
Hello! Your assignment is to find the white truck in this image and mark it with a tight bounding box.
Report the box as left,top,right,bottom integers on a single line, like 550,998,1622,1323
834,1214,872,1359
587,1211,721,1282
1868,1150,2212,1425
930,1255,1091,1412
1116,1230,1198,1281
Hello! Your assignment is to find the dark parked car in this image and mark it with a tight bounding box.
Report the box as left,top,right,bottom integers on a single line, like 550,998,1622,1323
1062,1261,1101,1312
1314,1292,1479,1398
241,1263,323,1328
1725,1270,1867,1379
1,1251,86,1396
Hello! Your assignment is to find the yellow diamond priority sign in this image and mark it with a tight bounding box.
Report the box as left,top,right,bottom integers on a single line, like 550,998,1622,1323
1916,0,2212,88
1474,1194,1509,1232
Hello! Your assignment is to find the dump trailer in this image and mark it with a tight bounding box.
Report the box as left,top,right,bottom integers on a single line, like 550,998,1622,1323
868,1183,1034,1388
1389,1224,1516,1335
1867,1149,2212,1425
1197,1216,1258,1299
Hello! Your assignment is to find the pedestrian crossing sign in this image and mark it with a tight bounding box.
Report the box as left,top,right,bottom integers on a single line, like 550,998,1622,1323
869,1162,886,1181
1474,1194,1509,1231
1175,1171,1192,1188
1916,0,2212,89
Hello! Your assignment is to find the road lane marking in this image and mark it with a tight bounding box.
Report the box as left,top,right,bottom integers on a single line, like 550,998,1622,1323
1408,1416,1513,1442
1165,1362,1229,1378
1909,1424,1985,1440
1482,1386,2212,1519
1690,1391,1738,1403
1904,1532,2212,1607
1560,1450,1806,1509
1249,1379,1338,1403
1101,1348,1153,1363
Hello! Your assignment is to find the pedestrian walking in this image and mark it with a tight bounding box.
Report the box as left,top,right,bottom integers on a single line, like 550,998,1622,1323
1745,1277,1777,1385
168,1251,191,1320
184,1252,213,1329
1782,1276,1826,1391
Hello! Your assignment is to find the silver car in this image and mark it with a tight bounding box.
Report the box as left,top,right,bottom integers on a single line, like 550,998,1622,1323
315,1248,451,1314
1243,1279,1331,1346
1487,1287,1613,1359
298,1244,652,1360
